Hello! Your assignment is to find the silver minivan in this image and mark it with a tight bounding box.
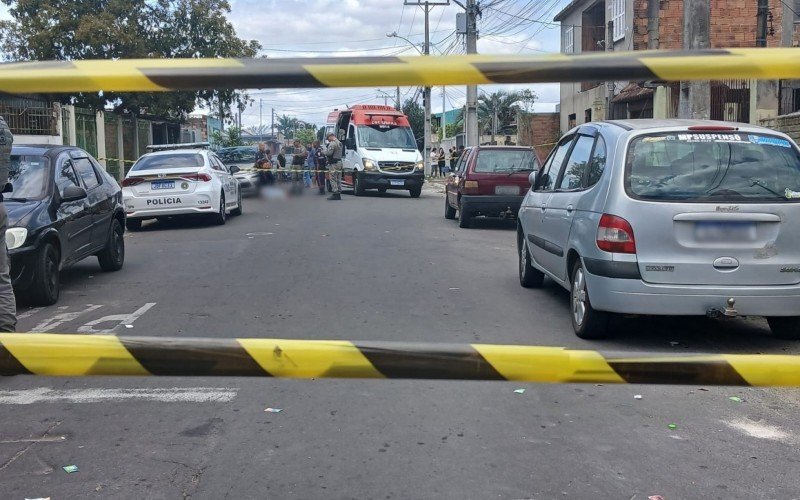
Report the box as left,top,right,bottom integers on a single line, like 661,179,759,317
517,119,800,339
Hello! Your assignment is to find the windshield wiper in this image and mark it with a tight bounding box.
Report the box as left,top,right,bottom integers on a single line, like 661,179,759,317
5,197,28,202
749,179,783,198
507,168,534,177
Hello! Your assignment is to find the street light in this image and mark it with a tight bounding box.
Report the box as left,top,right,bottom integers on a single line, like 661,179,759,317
387,31,430,176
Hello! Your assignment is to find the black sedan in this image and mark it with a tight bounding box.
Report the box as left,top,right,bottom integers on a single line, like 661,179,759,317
6,145,126,305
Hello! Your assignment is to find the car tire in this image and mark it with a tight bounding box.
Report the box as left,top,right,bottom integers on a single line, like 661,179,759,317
570,259,610,339
214,192,227,225
354,171,366,196
767,317,800,340
97,218,125,272
29,241,60,306
444,196,456,219
458,203,471,228
231,190,243,216
409,186,421,198
126,218,142,231
518,237,544,288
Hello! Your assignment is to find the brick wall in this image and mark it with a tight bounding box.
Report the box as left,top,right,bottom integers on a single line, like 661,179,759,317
518,112,561,163
634,0,786,50
760,113,800,142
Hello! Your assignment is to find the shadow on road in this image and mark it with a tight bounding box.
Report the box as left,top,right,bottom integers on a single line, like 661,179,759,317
539,278,793,354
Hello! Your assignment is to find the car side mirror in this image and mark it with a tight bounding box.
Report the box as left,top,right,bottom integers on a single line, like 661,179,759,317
2,182,12,194
229,165,240,174
345,137,356,150
61,185,87,202
528,170,538,186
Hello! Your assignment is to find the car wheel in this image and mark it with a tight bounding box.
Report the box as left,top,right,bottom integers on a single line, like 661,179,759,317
354,171,366,196
767,317,800,340
97,218,125,272
518,237,544,288
444,196,456,219
570,259,609,339
231,190,243,216
126,218,142,231
214,191,227,225
409,186,421,198
458,203,471,228
29,241,60,306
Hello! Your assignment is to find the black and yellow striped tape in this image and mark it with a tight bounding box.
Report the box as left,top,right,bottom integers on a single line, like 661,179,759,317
1,334,799,386
1,48,798,93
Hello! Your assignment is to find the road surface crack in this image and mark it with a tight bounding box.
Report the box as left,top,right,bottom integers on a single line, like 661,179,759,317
0,420,62,472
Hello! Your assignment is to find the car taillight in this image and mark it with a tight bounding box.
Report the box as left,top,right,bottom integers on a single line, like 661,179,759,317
121,177,145,187
597,214,636,254
182,173,212,182
463,180,479,192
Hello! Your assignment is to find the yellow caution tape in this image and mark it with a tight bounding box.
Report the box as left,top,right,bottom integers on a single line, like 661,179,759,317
2,334,799,386
0,48,797,93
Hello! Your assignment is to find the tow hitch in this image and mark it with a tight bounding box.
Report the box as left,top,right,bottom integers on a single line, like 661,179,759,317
498,207,515,220
706,298,738,319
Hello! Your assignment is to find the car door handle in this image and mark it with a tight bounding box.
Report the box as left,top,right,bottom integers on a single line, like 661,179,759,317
540,205,547,212
566,205,574,214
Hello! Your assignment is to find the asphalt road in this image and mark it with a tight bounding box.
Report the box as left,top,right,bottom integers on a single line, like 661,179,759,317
2,183,799,499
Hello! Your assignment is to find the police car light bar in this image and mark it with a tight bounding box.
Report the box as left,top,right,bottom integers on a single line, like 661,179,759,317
146,142,210,151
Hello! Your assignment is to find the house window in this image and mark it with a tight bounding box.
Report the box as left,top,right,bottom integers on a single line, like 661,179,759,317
568,113,577,129
563,25,574,53
585,108,592,123
610,0,625,41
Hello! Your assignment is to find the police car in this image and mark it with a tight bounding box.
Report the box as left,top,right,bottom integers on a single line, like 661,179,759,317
121,143,242,230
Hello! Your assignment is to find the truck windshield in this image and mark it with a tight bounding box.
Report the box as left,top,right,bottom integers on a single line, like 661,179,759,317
626,132,800,202
357,125,416,149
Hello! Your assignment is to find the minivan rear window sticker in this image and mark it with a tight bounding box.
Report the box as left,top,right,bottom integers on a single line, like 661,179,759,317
747,135,791,148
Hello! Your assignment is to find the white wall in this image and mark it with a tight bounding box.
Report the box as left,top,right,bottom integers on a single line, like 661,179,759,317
14,134,63,146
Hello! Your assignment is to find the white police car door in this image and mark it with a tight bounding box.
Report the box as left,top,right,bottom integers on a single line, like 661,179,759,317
210,155,237,207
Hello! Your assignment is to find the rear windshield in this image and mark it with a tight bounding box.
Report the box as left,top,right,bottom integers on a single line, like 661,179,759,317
474,149,539,173
218,148,256,163
626,132,800,202
132,153,204,171
8,155,48,199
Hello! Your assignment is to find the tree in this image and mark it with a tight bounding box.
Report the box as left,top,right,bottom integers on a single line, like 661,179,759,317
0,0,260,119
211,126,245,148
295,128,315,146
276,114,299,139
402,97,425,152
477,91,528,143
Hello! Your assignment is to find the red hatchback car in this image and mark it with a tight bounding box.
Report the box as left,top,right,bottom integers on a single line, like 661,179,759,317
445,146,539,228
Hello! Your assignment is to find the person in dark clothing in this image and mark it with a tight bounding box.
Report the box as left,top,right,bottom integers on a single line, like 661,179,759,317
449,147,457,171
291,140,307,195
255,142,274,186
437,148,446,176
312,140,327,194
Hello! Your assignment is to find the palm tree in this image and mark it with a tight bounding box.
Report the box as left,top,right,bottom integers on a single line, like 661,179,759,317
477,91,524,143
276,114,299,139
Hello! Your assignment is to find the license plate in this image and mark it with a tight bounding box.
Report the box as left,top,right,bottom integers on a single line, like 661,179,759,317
390,179,405,186
151,180,175,190
495,185,520,195
694,221,757,242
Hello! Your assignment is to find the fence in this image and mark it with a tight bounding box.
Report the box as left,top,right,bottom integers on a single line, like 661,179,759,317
0,97,58,135
710,79,750,122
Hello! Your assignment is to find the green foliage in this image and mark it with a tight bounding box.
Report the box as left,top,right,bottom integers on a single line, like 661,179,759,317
295,128,316,146
211,126,245,148
0,0,260,119
477,90,536,136
402,98,424,151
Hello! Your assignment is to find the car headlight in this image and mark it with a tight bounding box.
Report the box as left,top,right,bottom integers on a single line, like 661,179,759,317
5,227,27,250
414,161,424,172
362,158,378,171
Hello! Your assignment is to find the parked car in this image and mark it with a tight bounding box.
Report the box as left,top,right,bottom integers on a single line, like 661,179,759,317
218,146,260,197
122,144,242,230
517,119,800,340
6,145,126,305
445,146,539,227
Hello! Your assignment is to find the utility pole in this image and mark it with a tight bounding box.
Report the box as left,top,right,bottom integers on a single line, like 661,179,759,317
396,86,401,111
259,99,263,142
605,21,614,120
441,86,446,142
271,108,275,140
465,0,479,147
405,1,448,176
679,0,710,120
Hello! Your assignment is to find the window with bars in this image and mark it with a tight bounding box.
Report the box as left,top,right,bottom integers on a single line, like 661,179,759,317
563,25,574,53
610,0,625,41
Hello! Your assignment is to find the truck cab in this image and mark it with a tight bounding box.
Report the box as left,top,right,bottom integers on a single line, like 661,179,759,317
329,105,425,198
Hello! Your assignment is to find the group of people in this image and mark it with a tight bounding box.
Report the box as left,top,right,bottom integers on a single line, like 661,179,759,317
253,133,344,201
428,145,465,177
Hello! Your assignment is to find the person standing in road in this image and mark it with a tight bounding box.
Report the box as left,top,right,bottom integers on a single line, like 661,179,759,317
0,117,16,332
255,142,274,186
312,140,327,195
449,147,457,172
438,147,447,176
303,142,314,188
291,140,307,195
429,147,438,177
325,132,343,200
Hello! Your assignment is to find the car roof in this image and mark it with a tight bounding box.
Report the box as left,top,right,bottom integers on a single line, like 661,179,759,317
473,145,534,150
598,119,769,132
140,149,208,157
12,144,77,156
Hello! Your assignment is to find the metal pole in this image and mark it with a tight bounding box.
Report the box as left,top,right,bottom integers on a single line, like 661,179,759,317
423,2,432,177
259,99,263,142
605,21,614,120
396,86,401,111
441,86,446,141
466,0,479,147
